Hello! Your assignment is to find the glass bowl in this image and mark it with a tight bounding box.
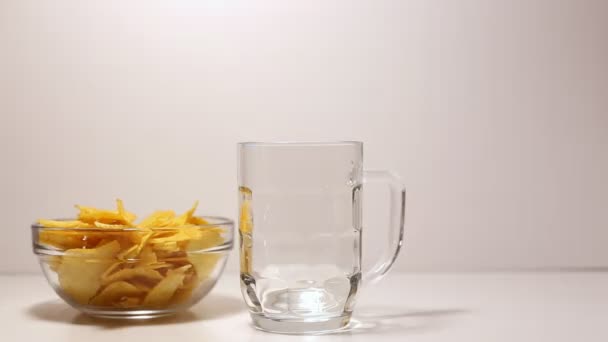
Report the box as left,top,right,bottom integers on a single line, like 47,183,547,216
31,216,233,319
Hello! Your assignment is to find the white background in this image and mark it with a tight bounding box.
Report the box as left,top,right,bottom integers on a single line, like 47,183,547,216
1,0,607,273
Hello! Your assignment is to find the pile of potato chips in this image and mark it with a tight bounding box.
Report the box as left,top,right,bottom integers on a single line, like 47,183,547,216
37,200,226,309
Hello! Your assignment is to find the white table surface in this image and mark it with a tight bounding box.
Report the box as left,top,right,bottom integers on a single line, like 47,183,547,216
1,272,607,341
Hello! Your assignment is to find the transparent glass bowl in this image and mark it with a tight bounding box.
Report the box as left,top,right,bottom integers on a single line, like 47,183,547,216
32,216,233,319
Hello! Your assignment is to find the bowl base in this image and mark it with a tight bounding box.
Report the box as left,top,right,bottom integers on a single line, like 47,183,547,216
80,308,178,320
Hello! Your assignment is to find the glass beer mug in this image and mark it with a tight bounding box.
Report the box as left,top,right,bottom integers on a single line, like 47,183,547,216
238,141,405,334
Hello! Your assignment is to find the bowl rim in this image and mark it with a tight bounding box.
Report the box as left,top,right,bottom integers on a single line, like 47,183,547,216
31,215,234,232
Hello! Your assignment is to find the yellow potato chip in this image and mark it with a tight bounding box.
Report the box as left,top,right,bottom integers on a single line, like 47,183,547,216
142,265,191,307
188,254,222,280
73,200,136,226
117,244,139,260
148,226,222,246
39,199,226,309
170,201,199,227
152,241,181,254
58,240,121,304
133,231,154,256
115,230,150,248
180,272,199,290
38,219,92,228
187,228,224,251
182,226,204,239
170,288,195,305
76,206,124,224
116,296,142,308
94,221,127,229
137,210,176,228
143,262,172,270
39,230,102,249
137,246,158,266
170,273,199,304
101,261,123,279
127,272,167,294
130,280,153,292
116,199,136,225
149,231,190,244
239,196,253,234
189,216,210,226
46,255,62,272
90,281,144,306
239,188,253,273
102,267,163,285
186,228,223,279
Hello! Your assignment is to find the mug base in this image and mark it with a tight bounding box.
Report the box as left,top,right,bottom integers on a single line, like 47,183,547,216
250,313,351,335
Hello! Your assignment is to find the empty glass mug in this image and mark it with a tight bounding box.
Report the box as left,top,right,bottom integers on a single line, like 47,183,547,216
238,141,405,334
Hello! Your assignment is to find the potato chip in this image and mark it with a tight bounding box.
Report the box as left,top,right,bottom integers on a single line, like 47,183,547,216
188,254,222,280
133,231,154,256
76,206,123,224
117,244,139,260
170,287,195,305
130,280,153,292
148,226,222,247
144,262,172,270
189,216,210,225
186,228,224,280
149,231,191,244
239,195,253,234
39,230,102,250
116,199,136,225
152,241,181,254
90,281,144,306
137,246,158,266
187,228,224,251
58,240,121,304
116,297,142,309
46,255,62,272
142,265,191,307
93,221,127,229
101,261,122,279
37,200,228,310
102,267,163,285
37,219,92,228
170,271,200,304
170,201,199,226
137,210,176,228
126,230,146,242
75,200,136,225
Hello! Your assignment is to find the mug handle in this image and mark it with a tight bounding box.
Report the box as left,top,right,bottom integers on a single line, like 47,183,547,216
362,170,406,284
